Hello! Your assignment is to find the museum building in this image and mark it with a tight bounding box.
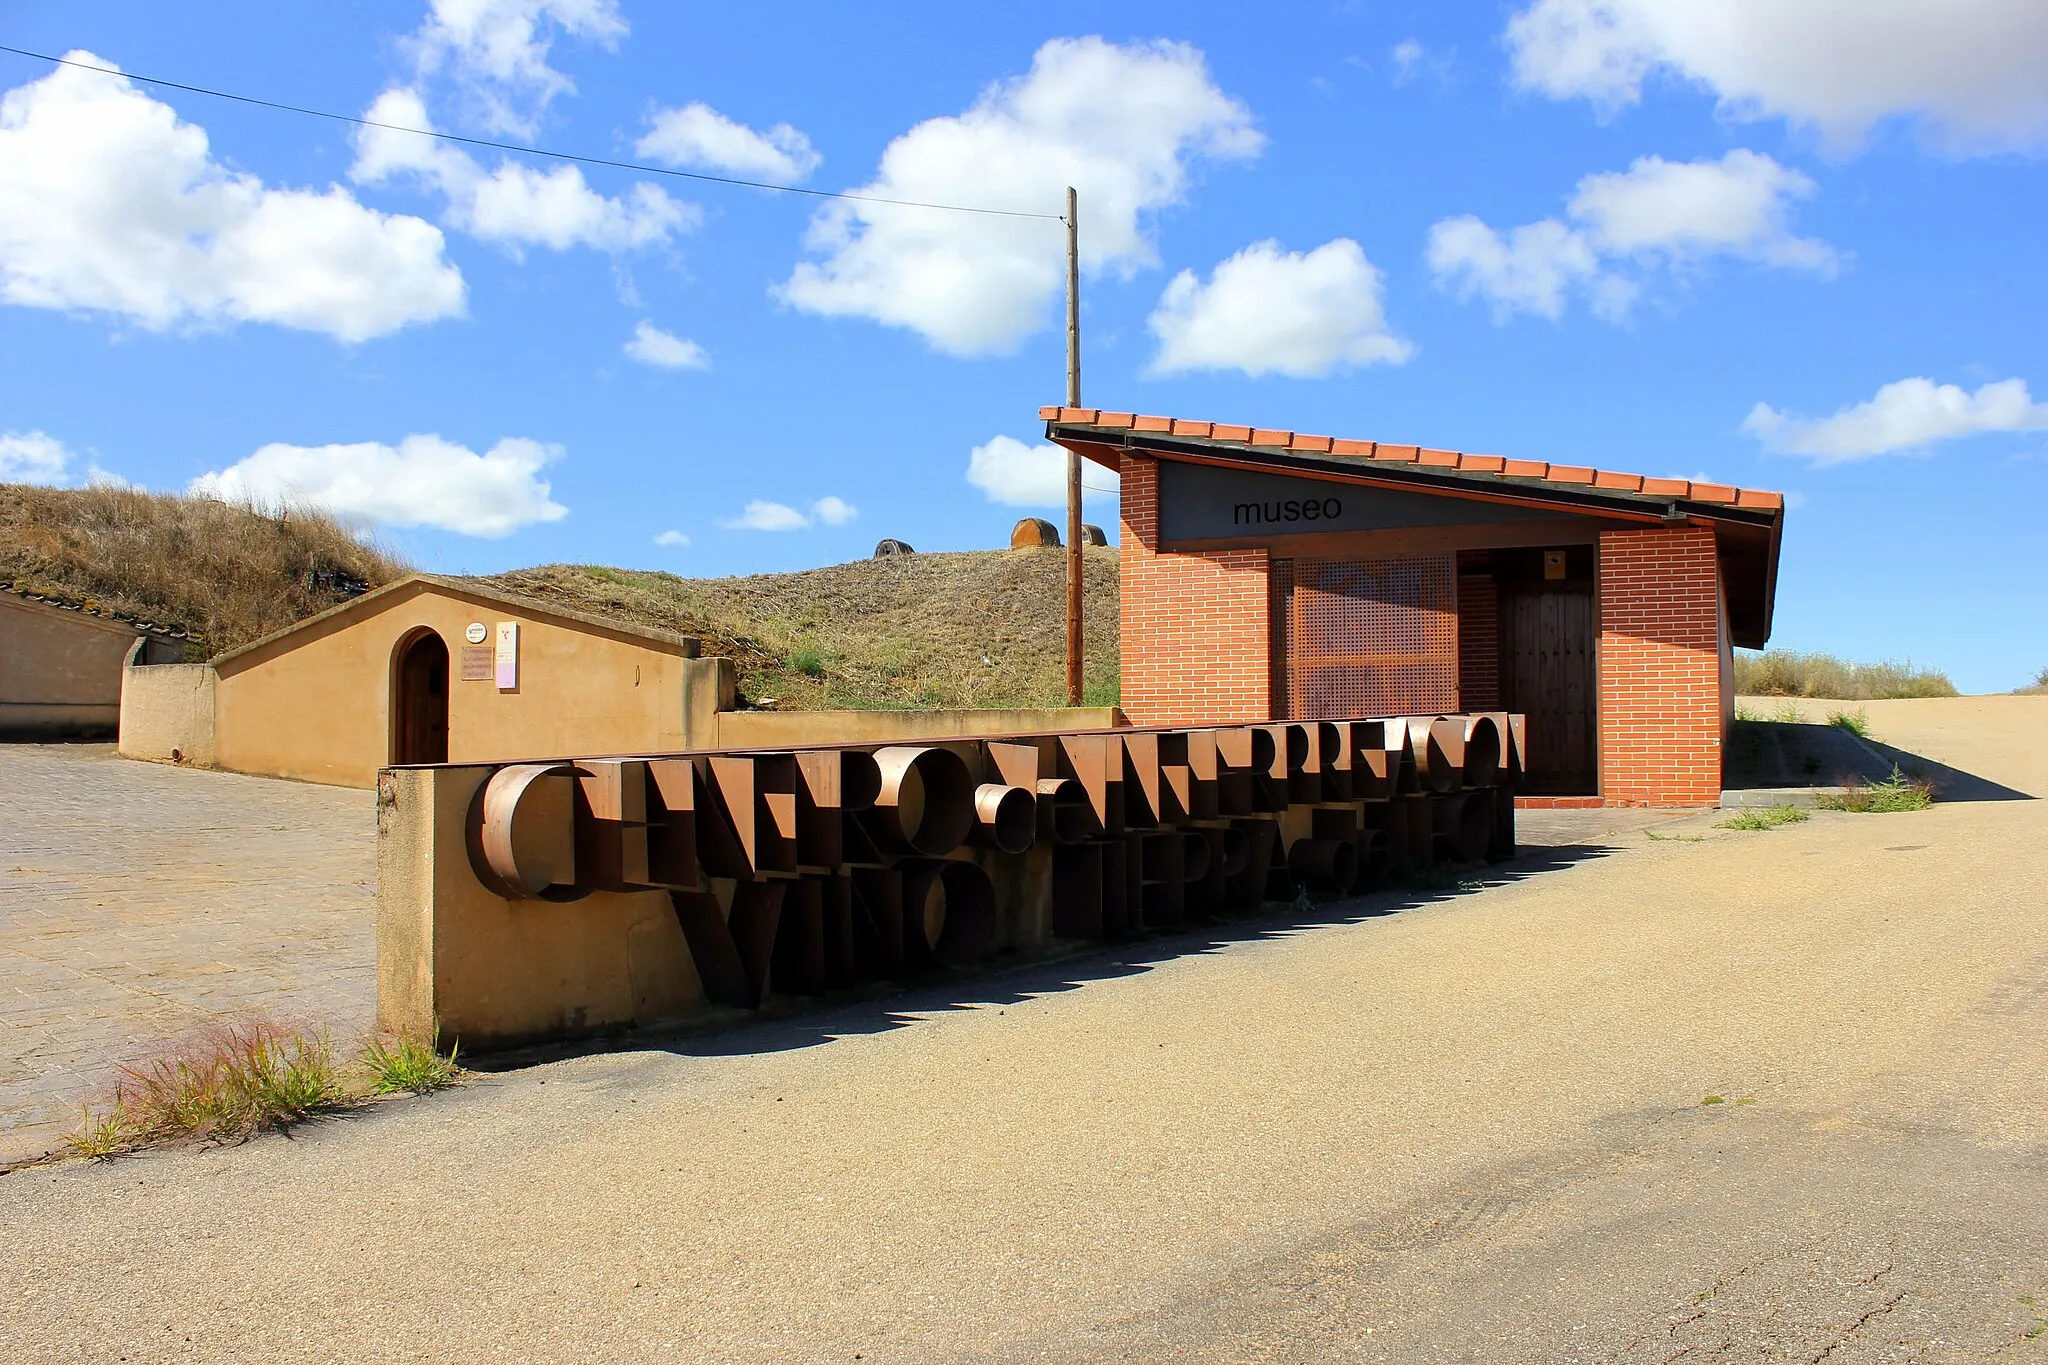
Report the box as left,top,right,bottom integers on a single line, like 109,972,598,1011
1047,407,1786,807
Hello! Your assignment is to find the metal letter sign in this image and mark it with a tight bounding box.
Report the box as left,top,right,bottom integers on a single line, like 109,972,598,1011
494,621,519,689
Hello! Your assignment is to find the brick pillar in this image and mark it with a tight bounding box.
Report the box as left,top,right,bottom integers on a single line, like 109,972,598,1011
1456,569,1498,710
1119,456,1272,726
1597,527,1723,806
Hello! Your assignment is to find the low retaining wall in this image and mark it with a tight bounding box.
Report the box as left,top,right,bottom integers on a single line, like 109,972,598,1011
118,653,218,767
713,705,1126,749
377,712,1524,1051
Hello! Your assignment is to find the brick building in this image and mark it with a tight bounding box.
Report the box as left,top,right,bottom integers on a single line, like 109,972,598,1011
1045,408,1785,807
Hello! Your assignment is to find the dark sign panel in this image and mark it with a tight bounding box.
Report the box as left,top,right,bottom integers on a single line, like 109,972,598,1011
1157,460,1560,543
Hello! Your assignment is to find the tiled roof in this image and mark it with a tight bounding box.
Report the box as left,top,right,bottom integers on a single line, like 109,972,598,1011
1040,407,1784,514
0,582,197,639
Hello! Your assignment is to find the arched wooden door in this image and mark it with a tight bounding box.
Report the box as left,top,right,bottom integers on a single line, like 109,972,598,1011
392,630,449,765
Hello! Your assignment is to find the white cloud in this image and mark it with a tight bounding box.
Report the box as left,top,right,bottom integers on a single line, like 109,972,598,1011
653,529,690,546
1504,0,2048,152
189,434,568,537
1428,149,1832,322
408,0,626,136
1426,216,1600,321
717,496,858,531
720,500,811,532
1147,238,1411,378
353,88,695,253
636,102,820,184
0,430,71,485
1390,40,1426,83
1742,377,2048,464
966,435,1121,510
0,55,464,342
778,36,1262,356
811,495,858,526
624,319,709,369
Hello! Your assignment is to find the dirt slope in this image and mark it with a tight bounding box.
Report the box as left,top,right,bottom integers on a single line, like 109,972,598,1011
478,547,1121,711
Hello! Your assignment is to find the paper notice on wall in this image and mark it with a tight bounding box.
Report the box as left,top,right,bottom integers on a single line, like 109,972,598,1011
494,621,519,689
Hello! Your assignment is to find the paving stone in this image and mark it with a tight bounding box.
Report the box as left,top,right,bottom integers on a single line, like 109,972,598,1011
0,744,374,1162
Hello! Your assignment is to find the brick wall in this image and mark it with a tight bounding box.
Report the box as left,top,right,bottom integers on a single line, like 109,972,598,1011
1597,527,1724,806
1120,456,1273,725
1456,568,1498,710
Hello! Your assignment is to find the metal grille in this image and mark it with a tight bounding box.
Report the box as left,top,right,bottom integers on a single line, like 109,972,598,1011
1269,559,1294,719
1286,554,1458,719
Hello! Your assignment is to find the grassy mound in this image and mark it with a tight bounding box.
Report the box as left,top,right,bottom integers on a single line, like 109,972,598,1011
0,483,406,654
479,546,1122,711
1733,649,1957,700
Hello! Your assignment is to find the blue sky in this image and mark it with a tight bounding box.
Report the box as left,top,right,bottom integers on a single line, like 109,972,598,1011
1,1,2044,690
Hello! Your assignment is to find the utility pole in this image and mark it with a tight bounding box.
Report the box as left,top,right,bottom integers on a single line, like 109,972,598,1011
1064,186,1083,707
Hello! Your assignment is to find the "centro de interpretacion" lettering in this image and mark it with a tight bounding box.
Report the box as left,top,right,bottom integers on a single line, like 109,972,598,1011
1233,497,1344,526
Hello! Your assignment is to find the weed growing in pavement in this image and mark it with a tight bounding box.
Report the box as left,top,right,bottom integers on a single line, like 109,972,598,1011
65,1100,141,1161
114,1022,344,1142
1826,708,1871,738
1770,699,1803,724
1734,701,1763,722
362,1030,462,1095
64,1021,465,1160
1701,1095,1725,1105
1716,805,1810,832
1644,830,1705,843
1816,766,1935,813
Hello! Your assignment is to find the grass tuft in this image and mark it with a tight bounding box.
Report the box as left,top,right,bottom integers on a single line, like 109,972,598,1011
1716,805,1810,832
2018,666,2048,696
1735,649,1958,701
1701,1095,1725,1105
114,1022,345,1142
361,1030,462,1096
1826,707,1871,739
1815,765,1935,813
788,646,827,680
63,1021,470,1159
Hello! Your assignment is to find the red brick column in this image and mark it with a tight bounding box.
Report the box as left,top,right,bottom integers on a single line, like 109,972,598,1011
1597,527,1724,806
1119,456,1272,725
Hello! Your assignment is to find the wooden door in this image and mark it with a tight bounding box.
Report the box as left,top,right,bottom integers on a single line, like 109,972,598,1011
1500,585,1595,793
394,631,449,765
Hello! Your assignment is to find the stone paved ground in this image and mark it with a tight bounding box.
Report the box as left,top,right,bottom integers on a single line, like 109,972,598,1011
4,698,2042,1361
0,745,374,1163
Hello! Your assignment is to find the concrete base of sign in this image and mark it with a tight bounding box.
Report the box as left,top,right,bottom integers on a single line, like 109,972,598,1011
376,764,707,1048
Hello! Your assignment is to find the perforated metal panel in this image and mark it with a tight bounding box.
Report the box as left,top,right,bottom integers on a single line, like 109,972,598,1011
1284,555,1458,719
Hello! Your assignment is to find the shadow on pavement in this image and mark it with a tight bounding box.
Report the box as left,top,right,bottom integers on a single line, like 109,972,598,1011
1725,720,2029,803
470,841,1614,1071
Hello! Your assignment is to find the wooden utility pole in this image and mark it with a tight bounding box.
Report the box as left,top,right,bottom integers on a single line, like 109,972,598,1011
1064,186,1083,707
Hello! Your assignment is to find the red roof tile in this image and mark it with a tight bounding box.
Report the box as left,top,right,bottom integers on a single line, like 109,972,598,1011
1042,409,1784,515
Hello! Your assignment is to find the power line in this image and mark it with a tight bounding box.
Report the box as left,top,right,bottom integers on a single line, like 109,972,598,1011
0,43,1068,223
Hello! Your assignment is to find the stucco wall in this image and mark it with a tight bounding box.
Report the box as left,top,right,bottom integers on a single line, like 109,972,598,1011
213,582,697,788
0,594,141,737
119,655,218,766
376,764,705,1046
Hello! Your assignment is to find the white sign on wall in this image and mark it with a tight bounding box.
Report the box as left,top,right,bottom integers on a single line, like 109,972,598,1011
465,622,488,644
494,621,519,689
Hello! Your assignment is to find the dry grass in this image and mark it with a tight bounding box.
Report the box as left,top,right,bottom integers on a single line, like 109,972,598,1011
0,483,407,654
478,546,1123,711
65,1021,463,1160
1734,649,1957,700
2018,667,2048,696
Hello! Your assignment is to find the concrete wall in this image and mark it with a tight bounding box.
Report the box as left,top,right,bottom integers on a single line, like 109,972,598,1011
212,582,701,788
118,650,218,766
714,705,1126,750
0,594,142,738
376,764,704,1046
